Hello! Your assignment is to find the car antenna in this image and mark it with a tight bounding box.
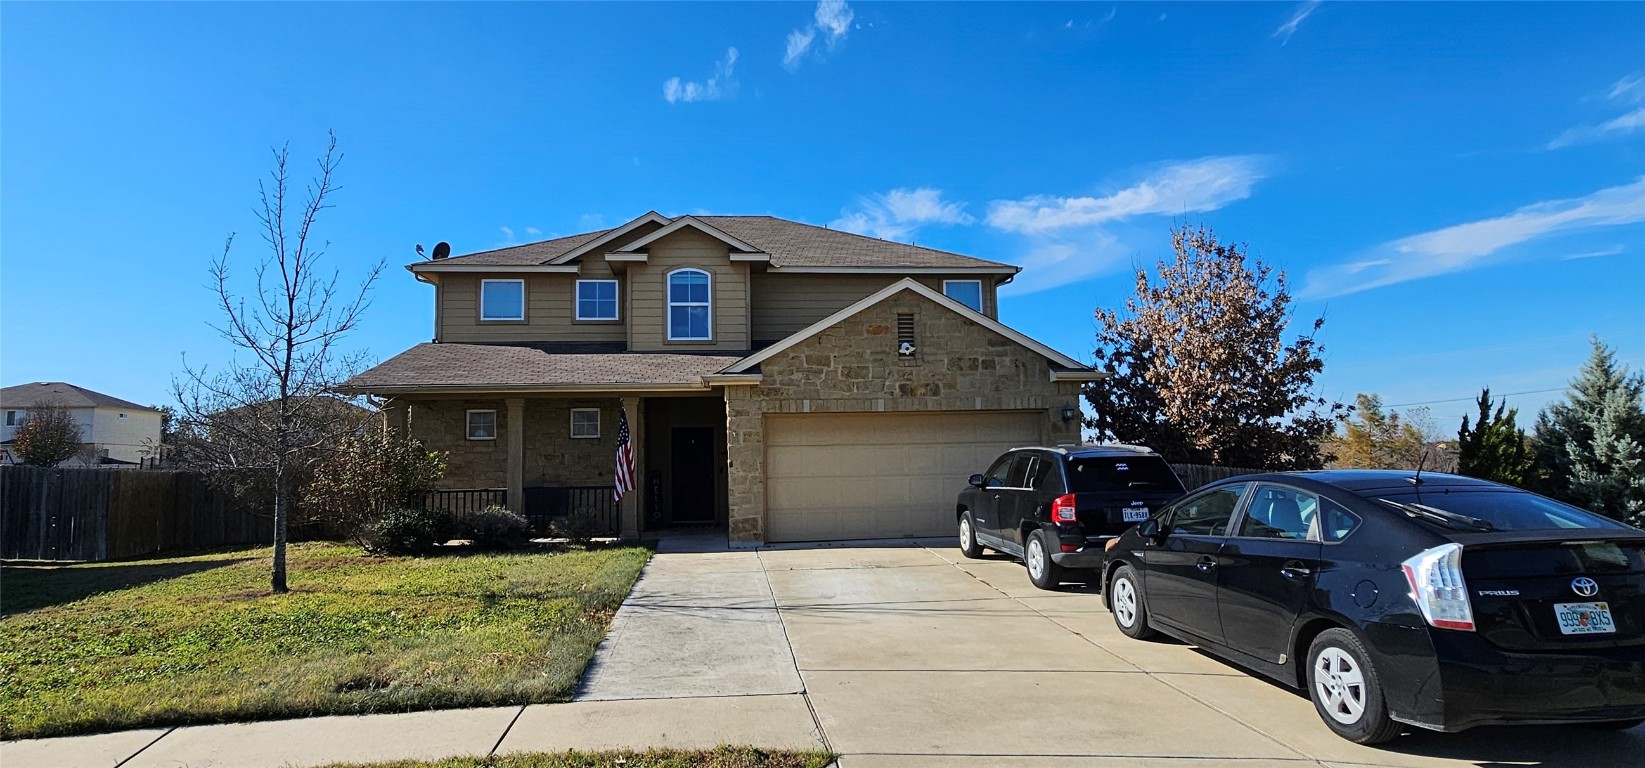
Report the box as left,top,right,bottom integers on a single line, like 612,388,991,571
1409,449,1430,487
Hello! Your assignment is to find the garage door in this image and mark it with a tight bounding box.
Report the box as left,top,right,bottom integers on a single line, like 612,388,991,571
765,411,1044,542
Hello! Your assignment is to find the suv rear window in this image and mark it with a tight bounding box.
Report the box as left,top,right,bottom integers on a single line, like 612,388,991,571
1374,490,1631,532
1065,456,1184,494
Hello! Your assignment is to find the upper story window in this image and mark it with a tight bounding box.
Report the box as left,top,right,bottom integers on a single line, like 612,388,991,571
667,268,712,341
480,279,525,321
575,280,620,321
4,410,16,427
943,280,984,312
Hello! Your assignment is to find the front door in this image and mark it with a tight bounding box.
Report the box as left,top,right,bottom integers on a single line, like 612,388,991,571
670,427,716,524
1143,483,1249,645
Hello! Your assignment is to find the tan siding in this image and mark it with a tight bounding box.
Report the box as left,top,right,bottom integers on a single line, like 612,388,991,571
750,274,1000,342
438,273,627,344
627,229,750,352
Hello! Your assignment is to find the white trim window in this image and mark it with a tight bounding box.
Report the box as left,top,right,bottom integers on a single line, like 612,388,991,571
480,279,526,321
943,279,984,313
466,409,497,440
575,279,620,321
569,408,601,439
667,268,712,341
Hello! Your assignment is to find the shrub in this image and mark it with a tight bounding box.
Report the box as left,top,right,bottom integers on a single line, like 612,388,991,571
362,507,455,556
304,431,448,542
550,503,612,545
459,506,534,549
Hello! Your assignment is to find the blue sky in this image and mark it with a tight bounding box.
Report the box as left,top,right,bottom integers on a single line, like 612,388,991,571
3,2,1642,434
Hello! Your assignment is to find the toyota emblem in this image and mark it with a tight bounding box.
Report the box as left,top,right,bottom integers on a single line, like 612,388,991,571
1571,577,1600,598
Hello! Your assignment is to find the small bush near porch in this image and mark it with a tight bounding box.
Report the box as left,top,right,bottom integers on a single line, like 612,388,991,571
0,542,650,739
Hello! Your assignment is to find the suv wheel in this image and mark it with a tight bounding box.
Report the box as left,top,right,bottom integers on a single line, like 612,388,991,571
1025,530,1065,590
1108,564,1156,639
958,513,983,559
1307,629,1401,744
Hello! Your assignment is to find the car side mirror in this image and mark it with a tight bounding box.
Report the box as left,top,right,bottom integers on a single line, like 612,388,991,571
1137,518,1166,541
968,473,986,489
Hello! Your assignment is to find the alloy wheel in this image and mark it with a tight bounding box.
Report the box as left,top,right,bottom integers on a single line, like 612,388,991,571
1027,538,1045,579
1313,647,1368,725
1112,576,1138,627
959,518,972,551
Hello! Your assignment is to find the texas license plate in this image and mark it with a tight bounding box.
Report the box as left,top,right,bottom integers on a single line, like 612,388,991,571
1555,602,1616,635
1122,508,1150,522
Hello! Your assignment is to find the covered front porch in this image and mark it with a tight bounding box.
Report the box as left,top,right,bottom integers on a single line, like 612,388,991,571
382,392,730,540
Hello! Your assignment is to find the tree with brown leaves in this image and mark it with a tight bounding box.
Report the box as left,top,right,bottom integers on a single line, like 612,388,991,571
1085,225,1345,469
11,406,84,467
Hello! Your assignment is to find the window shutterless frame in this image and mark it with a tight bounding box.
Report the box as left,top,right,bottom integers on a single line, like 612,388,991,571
942,279,985,313
574,279,620,321
666,267,712,341
479,279,526,322
466,409,497,440
569,408,601,439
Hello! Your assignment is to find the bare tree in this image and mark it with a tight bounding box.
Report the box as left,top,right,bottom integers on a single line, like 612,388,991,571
11,405,83,466
174,132,383,593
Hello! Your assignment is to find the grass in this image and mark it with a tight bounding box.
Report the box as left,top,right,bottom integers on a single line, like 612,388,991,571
0,542,650,740
320,747,836,768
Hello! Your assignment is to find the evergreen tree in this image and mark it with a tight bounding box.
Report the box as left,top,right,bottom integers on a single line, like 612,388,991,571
1330,393,1428,469
1456,387,1533,487
1533,337,1645,526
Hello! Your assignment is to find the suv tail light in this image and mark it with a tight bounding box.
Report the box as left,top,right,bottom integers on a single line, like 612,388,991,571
1402,543,1476,631
1051,493,1078,523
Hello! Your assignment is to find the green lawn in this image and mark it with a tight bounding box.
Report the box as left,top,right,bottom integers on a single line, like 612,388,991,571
0,542,650,740
322,748,836,768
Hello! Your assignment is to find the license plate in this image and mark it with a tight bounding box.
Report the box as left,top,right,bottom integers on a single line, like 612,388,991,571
1555,602,1616,635
1122,508,1150,522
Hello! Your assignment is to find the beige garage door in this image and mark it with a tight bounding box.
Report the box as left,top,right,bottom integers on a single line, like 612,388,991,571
765,411,1044,542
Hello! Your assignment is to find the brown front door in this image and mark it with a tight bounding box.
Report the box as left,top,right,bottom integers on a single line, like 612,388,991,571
670,426,716,524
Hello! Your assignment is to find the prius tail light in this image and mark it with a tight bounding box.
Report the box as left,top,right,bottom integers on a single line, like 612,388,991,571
1402,543,1476,632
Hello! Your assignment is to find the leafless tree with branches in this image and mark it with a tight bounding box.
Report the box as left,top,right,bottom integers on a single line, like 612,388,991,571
174,132,383,593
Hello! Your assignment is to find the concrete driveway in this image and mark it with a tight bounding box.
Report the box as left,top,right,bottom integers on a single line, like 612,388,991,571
581,535,1645,768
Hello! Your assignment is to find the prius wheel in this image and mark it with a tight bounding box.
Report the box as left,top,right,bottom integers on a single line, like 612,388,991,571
1109,564,1156,640
1307,629,1401,744
1025,531,1065,590
958,514,983,559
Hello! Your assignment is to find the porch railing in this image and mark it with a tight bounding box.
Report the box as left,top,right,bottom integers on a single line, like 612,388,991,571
425,488,508,516
522,485,621,538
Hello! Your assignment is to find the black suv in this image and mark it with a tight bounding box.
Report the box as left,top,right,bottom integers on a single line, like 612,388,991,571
956,444,1187,589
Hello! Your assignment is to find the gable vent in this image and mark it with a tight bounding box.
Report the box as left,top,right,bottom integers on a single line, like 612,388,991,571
896,313,917,358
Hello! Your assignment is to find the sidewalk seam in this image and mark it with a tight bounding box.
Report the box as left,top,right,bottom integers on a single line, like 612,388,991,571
488,705,527,756
757,548,834,754
113,726,174,768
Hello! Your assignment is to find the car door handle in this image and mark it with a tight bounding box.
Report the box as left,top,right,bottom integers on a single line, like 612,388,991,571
1281,561,1312,579
1196,555,1217,572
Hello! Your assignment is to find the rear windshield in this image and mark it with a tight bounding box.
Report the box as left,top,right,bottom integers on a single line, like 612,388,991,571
1066,457,1184,494
1373,490,1632,532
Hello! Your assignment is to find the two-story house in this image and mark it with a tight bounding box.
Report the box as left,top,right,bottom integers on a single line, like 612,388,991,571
0,382,164,465
342,212,1103,546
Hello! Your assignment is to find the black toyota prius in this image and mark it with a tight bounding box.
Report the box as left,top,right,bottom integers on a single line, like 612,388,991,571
1101,470,1645,743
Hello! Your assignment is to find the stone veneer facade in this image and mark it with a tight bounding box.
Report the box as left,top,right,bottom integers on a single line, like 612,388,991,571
724,290,1083,545
401,397,621,490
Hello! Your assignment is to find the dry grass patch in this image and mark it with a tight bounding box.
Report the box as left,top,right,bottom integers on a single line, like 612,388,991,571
0,542,649,739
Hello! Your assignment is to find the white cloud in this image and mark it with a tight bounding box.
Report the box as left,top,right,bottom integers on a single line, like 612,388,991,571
783,28,816,70
831,188,974,240
985,156,1269,234
1608,73,1645,104
524,227,542,237
1548,106,1645,149
663,47,739,104
1273,1,1322,45
1561,245,1626,261
784,1,852,70
1302,177,1645,297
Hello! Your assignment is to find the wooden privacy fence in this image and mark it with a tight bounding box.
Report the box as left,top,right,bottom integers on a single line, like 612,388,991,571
1,466,273,562
1169,463,1266,490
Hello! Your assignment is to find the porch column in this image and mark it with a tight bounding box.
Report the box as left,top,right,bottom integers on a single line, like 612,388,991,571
506,397,525,514
621,396,643,540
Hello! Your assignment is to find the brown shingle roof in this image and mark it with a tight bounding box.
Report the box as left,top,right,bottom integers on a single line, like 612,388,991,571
341,344,744,392
0,382,155,411
424,215,1015,271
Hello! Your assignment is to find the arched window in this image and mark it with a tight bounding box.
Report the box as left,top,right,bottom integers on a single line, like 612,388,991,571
667,268,712,341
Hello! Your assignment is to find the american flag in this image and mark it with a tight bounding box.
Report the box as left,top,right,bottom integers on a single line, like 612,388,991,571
614,407,636,502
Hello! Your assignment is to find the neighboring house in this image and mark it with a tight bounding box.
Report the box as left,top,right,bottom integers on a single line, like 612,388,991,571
0,382,163,465
341,212,1102,545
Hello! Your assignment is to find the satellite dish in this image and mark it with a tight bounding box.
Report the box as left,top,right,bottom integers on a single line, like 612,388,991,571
432,242,451,260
